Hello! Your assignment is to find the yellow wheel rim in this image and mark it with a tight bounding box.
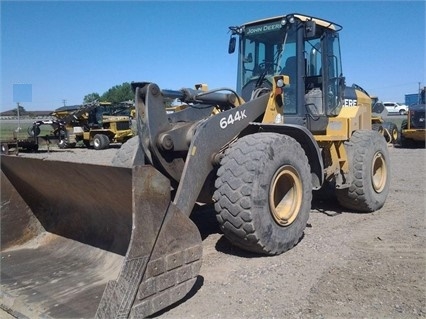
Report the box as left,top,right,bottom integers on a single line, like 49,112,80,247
371,152,387,193
392,129,398,142
269,165,303,227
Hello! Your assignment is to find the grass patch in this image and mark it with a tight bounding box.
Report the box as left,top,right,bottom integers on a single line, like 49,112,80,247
0,120,53,141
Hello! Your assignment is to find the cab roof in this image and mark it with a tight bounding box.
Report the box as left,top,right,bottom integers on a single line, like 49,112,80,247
242,13,342,31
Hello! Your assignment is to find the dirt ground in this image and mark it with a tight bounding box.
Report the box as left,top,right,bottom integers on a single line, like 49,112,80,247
155,145,426,319
1,142,425,319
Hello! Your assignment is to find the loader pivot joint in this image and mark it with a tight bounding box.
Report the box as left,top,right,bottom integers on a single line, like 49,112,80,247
150,84,160,96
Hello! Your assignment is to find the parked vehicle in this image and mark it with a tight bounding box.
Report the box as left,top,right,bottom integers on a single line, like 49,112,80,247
1,136,39,154
383,102,408,115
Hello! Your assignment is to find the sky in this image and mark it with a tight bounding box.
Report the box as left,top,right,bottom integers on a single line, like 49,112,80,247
1,0,425,111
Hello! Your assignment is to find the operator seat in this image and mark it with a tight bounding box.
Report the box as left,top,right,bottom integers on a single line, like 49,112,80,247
281,56,297,85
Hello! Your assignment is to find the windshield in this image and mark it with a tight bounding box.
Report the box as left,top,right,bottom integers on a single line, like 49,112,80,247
238,21,296,91
236,17,344,117
237,21,298,112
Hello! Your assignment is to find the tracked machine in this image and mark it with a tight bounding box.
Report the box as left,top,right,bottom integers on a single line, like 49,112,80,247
1,13,390,318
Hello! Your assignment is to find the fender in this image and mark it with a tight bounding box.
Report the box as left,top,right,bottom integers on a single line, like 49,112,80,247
247,122,324,190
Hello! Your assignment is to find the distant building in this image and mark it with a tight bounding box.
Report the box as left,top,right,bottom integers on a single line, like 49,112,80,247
405,86,426,106
0,109,53,119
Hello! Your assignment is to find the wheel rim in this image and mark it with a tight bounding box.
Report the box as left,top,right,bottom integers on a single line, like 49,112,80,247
94,138,101,148
392,128,398,142
371,152,387,193
269,165,303,226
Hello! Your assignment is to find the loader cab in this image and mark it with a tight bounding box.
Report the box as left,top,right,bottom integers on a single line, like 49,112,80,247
229,13,345,133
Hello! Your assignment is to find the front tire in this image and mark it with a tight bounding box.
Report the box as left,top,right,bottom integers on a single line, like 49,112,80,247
213,133,312,255
336,130,390,212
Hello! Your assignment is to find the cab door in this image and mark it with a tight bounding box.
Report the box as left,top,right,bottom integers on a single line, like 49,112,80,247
323,32,345,116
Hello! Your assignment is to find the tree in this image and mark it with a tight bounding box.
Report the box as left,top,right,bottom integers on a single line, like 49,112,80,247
83,92,101,104
101,82,133,104
12,105,26,116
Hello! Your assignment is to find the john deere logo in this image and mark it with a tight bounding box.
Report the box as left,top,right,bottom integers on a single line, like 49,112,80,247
246,23,282,35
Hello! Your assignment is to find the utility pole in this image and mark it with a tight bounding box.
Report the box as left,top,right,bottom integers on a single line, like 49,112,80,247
16,102,21,135
62,99,67,106
418,82,421,104
14,102,22,155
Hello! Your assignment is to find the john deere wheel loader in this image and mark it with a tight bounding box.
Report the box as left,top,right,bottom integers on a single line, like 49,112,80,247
1,13,390,318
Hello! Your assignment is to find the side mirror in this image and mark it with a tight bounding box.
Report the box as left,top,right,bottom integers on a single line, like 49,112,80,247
228,37,236,54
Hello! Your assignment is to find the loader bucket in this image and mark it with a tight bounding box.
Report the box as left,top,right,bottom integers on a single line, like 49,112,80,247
1,155,202,318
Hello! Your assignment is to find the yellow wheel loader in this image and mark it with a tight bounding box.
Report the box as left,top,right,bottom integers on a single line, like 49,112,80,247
1,13,390,318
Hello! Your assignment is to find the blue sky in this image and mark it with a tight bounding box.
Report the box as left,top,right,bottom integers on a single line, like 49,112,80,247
1,1,425,111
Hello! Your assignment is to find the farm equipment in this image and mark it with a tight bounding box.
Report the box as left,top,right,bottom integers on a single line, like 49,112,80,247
370,100,399,143
1,123,48,154
399,89,425,147
54,101,134,149
0,135,39,154
1,13,390,318
30,101,134,150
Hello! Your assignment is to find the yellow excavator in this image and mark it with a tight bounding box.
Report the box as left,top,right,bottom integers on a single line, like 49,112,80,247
1,13,390,318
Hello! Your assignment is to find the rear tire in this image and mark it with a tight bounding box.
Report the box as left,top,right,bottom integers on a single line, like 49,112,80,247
58,139,68,149
93,134,109,150
382,122,398,143
213,133,312,255
388,123,398,143
101,134,110,149
336,130,390,212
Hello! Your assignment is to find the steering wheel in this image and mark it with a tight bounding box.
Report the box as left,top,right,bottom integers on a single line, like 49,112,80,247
257,62,282,75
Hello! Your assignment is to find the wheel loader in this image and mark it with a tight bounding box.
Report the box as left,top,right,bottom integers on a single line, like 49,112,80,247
0,13,390,318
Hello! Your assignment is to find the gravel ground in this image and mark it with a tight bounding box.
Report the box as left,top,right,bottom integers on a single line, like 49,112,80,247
1,142,425,319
